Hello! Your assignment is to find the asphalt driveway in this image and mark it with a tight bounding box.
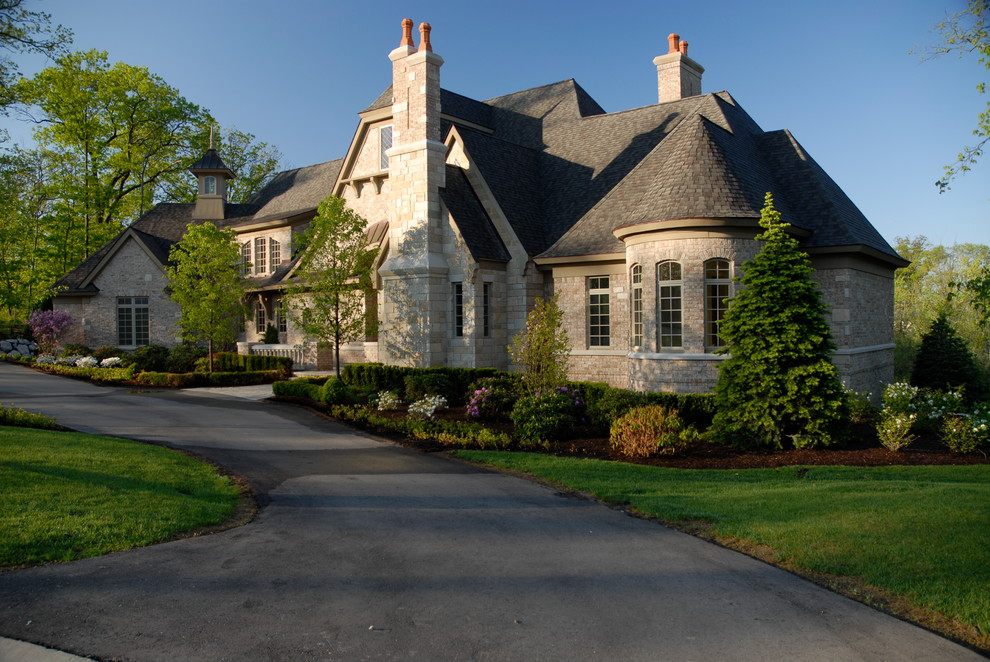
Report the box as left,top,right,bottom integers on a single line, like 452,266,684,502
0,363,982,661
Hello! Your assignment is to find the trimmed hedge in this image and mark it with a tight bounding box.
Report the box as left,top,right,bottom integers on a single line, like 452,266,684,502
573,381,715,433
273,378,323,400
205,352,292,376
133,370,284,388
341,363,507,405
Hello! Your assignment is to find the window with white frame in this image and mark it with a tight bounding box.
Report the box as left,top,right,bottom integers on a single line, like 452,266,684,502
276,298,287,333
269,237,281,269
705,259,732,349
588,276,610,347
253,237,267,275
452,282,464,337
380,125,393,170
117,297,149,346
657,260,683,349
204,176,216,195
631,265,643,347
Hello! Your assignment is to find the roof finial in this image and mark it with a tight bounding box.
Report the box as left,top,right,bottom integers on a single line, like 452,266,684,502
400,18,414,47
209,125,214,150
667,33,680,54
418,22,432,52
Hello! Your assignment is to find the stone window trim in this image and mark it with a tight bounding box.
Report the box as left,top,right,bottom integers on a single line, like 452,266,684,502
631,265,643,348
588,276,610,348
657,260,683,350
117,296,150,347
240,241,252,277
452,281,464,337
704,258,732,350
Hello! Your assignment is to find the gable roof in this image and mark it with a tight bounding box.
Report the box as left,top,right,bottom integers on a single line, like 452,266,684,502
54,159,343,295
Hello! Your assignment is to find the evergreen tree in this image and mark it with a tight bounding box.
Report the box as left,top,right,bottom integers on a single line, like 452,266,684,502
911,312,986,400
712,193,848,449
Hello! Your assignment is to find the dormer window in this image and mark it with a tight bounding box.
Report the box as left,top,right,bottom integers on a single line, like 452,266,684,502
204,176,217,195
380,125,393,170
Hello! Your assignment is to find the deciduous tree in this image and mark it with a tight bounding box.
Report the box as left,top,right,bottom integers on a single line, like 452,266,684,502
711,193,848,449
165,222,246,372
286,195,378,377
508,295,570,396
0,0,71,112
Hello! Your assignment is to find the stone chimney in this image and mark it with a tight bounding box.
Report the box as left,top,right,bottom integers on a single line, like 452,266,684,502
653,33,704,103
379,18,450,367
189,148,235,220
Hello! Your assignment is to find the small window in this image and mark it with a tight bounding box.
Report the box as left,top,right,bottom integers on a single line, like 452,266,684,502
657,261,683,349
269,238,281,268
254,237,267,275
204,176,216,195
483,283,492,337
117,296,150,346
452,282,464,337
631,265,643,348
255,301,267,334
240,242,251,277
380,125,393,170
588,276,610,347
705,259,732,349
276,298,287,334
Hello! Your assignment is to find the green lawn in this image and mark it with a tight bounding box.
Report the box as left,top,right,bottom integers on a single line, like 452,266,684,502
458,451,990,642
0,426,242,567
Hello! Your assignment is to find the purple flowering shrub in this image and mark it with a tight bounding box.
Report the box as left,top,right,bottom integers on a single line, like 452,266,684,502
27,310,73,354
510,386,584,448
465,376,519,419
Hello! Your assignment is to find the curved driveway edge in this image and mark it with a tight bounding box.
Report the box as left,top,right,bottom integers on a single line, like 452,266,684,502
0,363,984,661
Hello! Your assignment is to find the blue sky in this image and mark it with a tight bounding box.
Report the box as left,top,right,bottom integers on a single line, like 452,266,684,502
6,0,988,248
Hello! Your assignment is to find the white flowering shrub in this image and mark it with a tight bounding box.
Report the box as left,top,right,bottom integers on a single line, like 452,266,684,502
100,357,122,368
876,412,916,451
375,391,402,411
941,413,986,454
75,356,98,368
57,355,83,366
34,354,56,365
881,382,918,414
408,394,447,420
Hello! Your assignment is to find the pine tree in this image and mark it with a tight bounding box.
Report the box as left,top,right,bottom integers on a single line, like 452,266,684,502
911,312,986,400
712,193,848,448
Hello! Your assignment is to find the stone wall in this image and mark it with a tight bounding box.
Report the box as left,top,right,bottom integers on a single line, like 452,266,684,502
0,339,37,358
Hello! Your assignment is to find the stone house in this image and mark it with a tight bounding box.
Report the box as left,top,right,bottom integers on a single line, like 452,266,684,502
54,20,906,394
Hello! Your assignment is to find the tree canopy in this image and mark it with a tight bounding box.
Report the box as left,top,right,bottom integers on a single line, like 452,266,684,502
0,0,71,113
286,195,378,377
165,222,247,371
919,0,989,192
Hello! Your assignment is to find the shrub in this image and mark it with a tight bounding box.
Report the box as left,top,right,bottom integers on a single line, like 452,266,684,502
404,373,455,403
846,390,878,424
75,356,98,368
609,405,695,458
60,343,92,357
124,344,170,372
941,414,987,454
876,412,917,451
100,357,123,368
27,309,73,354
375,391,402,411
200,352,292,376
465,376,519,419
574,381,716,433
91,345,123,360
166,344,207,373
511,388,581,449
272,378,322,400
408,394,447,420
320,377,351,405
263,324,279,344
0,402,62,430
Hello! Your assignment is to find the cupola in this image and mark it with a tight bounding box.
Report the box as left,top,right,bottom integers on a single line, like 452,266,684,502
189,148,235,220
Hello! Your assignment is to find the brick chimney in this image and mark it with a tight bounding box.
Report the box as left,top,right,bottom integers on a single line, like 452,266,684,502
653,33,704,103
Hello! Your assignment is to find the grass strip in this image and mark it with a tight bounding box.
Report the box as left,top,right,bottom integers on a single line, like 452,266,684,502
0,426,241,567
458,451,990,642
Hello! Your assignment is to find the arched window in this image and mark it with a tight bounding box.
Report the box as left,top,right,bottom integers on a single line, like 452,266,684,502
704,259,732,349
269,238,281,268
631,265,643,348
204,176,217,195
657,261,682,349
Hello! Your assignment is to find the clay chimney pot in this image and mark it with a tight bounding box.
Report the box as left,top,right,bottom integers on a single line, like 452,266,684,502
679,40,689,55
418,22,433,52
667,33,680,54
400,18,414,47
